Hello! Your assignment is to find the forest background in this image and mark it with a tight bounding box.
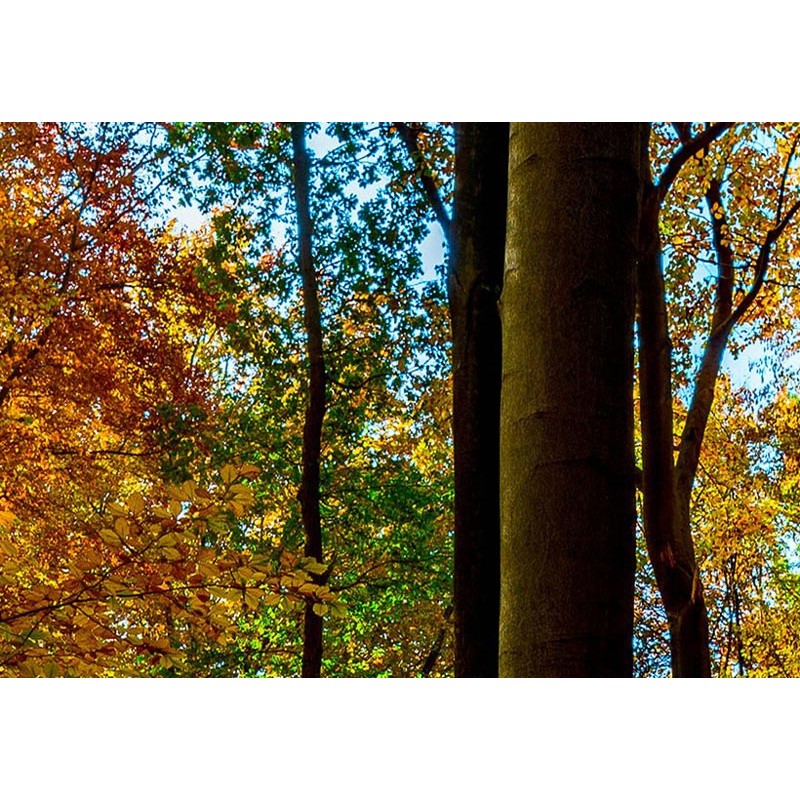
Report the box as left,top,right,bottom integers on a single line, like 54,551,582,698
5,2,799,798
9,120,800,679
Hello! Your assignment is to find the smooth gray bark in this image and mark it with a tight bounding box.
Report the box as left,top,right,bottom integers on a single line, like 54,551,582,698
499,123,645,677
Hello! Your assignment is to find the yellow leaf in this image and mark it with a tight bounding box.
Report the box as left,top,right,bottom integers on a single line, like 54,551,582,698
194,503,219,519
43,662,60,678
220,464,237,483
167,485,189,502
302,559,328,576
263,593,282,606
0,559,20,575
209,586,240,602
187,595,207,611
99,528,122,547
76,550,103,570
115,517,130,537
0,511,17,530
197,561,220,579
244,587,261,609
127,492,145,515
312,603,328,616
0,537,18,557
228,500,245,517
327,600,347,619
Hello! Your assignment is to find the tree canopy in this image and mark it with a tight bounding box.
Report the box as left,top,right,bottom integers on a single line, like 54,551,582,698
3,121,800,678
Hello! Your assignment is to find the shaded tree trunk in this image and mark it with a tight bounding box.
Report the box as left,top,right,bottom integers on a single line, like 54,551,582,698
290,122,327,678
498,123,645,677
450,122,508,677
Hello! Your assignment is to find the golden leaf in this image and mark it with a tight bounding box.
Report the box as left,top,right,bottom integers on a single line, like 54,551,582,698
220,464,237,483
0,511,17,530
99,528,122,547
127,492,145,515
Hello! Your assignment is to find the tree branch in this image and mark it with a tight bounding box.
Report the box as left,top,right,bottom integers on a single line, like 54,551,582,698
675,176,734,486
393,122,452,247
421,604,453,677
658,122,733,202
716,198,800,337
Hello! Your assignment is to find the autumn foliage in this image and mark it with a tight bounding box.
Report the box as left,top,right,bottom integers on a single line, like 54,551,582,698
0,124,341,676
5,121,800,677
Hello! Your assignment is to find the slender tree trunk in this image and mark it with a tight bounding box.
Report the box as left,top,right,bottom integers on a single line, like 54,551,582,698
635,124,734,677
638,194,711,678
290,122,327,678
637,152,711,678
450,122,508,678
499,123,645,677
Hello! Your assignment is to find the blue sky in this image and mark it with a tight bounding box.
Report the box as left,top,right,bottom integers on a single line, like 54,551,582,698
168,125,450,283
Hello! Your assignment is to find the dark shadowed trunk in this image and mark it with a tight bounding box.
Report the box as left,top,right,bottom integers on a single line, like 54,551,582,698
450,123,508,677
499,122,645,677
290,122,327,678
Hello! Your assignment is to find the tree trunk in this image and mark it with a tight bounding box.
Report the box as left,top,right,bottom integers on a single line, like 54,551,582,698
637,149,711,678
290,122,327,678
638,195,711,678
499,123,645,677
450,122,509,678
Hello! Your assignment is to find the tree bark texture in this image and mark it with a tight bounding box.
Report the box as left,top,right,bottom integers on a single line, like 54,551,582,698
499,123,645,677
290,123,327,678
450,123,509,678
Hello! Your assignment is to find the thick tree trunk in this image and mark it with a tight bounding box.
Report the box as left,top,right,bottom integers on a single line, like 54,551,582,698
450,123,509,678
499,123,644,677
290,123,327,679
